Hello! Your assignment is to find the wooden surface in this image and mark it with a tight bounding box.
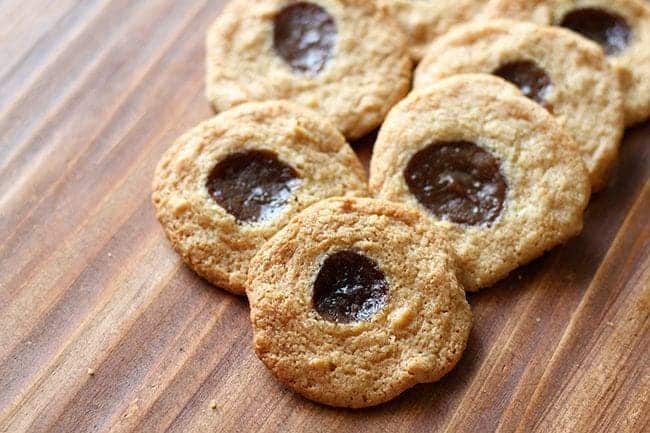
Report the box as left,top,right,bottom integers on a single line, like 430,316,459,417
0,1,648,432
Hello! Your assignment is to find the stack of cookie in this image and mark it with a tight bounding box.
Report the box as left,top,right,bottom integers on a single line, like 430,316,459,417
152,0,650,408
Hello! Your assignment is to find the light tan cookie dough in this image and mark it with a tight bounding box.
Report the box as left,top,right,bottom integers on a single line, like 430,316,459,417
370,75,590,291
247,197,472,408
152,101,367,295
206,0,412,139
379,0,487,60
484,0,650,125
415,20,624,190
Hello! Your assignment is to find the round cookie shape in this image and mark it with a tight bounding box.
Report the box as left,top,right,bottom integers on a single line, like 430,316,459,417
378,0,488,60
414,20,624,191
370,75,590,291
247,197,472,408
206,0,412,139
483,0,650,125
151,101,367,295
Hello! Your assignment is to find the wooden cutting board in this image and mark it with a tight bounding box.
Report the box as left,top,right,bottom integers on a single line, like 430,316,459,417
0,1,648,432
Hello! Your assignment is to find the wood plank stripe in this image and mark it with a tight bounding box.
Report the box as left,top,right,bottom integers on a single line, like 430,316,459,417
0,1,648,432
0,83,206,368
0,0,108,106
0,0,166,163
0,0,216,296
514,184,649,432
0,202,168,414
0,0,217,261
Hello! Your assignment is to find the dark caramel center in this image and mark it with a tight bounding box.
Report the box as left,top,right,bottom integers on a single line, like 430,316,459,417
206,150,300,223
493,60,553,106
404,141,506,226
559,8,631,55
273,2,336,75
313,251,388,323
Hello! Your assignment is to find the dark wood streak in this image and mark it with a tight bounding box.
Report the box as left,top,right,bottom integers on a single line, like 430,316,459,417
0,0,108,106
0,1,648,432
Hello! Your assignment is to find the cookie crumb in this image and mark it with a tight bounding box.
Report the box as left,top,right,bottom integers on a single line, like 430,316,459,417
209,399,218,410
87,368,95,376
308,357,335,371
535,317,541,323
169,196,190,217
389,305,416,330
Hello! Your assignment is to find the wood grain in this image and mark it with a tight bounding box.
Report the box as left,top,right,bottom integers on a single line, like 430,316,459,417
0,1,648,432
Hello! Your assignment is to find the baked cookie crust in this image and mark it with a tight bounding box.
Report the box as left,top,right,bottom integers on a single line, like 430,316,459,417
370,75,590,291
415,20,624,190
247,197,472,408
152,101,367,295
206,0,412,139
379,0,487,60
484,0,650,125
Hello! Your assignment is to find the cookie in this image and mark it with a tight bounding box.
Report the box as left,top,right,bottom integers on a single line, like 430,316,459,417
414,20,624,190
247,197,472,408
484,0,650,125
370,75,590,291
206,0,412,139
151,101,367,295
379,0,487,60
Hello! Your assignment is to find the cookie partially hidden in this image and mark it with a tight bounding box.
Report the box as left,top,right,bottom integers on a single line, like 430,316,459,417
484,0,650,125
415,20,624,190
152,101,367,295
370,75,590,291
379,0,487,60
206,0,412,139
247,197,472,408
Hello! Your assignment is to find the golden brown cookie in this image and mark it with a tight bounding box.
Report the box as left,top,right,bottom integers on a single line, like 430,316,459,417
152,101,367,295
206,0,412,139
484,0,650,125
414,20,624,190
379,0,487,60
247,197,472,408
370,74,590,291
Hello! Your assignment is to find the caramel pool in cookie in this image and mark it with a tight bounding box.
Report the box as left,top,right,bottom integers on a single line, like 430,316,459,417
404,141,507,226
312,250,389,323
559,8,631,55
371,75,590,291
152,101,367,295
206,150,301,223
273,2,336,75
247,197,471,408
492,61,553,106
